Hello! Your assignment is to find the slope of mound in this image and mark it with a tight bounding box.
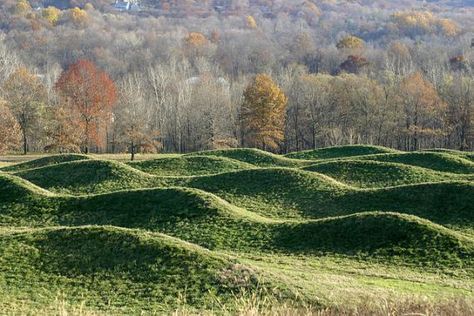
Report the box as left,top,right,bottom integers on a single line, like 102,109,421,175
181,169,473,225
1,154,91,172
184,168,350,218
188,148,309,167
425,149,474,162
2,177,472,267
0,226,274,312
276,212,474,265
362,181,474,225
285,145,398,160
128,155,255,176
0,172,54,201
57,187,276,251
14,159,155,194
0,175,275,250
357,152,474,174
303,160,463,188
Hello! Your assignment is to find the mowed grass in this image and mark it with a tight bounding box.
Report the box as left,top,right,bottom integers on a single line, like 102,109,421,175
1,154,91,172
355,151,474,174
128,155,255,176
285,145,398,160
0,145,473,313
188,148,312,167
0,226,285,314
11,159,157,194
2,173,473,267
302,159,471,188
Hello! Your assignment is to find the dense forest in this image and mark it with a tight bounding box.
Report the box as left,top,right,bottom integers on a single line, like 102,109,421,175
0,0,472,156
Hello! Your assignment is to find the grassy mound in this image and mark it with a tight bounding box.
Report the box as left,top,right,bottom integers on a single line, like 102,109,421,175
188,148,309,167
0,172,53,201
303,160,465,188
277,212,474,265
180,169,474,226
362,181,474,227
425,149,474,162
285,145,398,160
0,173,273,250
184,168,350,218
7,164,472,228
0,226,274,313
357,152,474,174
2,173,472,267
1,154,91,172
14,160,156,194
128,155,255,176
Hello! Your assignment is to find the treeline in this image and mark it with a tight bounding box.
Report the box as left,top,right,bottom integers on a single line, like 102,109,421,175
0,0,472,155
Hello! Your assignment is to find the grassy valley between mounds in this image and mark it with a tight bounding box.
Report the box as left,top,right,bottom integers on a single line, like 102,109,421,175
0,145,473,314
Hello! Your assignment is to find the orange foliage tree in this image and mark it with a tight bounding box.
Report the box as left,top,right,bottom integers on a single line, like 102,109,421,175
184,32,208,48
0,102,21,154
240,74,288,151
55,60,117,154
399,72,446,150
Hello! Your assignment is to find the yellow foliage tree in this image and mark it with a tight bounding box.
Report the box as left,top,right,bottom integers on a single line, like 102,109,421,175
84,3,95,11
69,7,88,26
246,15,257,29
392,11,458,37
336,35,365,50
437,19,459,37
14,0,31,15
42,6,61,26
241,74,288,151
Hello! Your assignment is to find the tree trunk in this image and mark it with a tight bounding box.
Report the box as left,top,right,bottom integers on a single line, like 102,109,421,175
22,128,27,155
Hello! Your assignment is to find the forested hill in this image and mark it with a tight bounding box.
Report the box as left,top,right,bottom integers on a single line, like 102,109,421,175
33,0,474,14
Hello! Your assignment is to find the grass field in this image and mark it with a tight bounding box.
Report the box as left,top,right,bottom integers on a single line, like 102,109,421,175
0,145,473,314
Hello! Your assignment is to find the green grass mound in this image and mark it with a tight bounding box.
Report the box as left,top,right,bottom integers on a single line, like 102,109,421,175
181,169,474,225
357,152,474,174
14,159,155,194
7,165,472,229
2,174,471,267
1,154,91,172
0,174,274,250
362,181,474,226
425,149,474,162
128,155,255,176
188,148,309,167
0,226,276,313
277,212,474,265
302,160,463,188
285,145,398,160
183,168,350,218
0,172,53,201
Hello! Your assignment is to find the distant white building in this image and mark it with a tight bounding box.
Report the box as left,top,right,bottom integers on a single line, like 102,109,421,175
114,1,130,11
113,0,140,11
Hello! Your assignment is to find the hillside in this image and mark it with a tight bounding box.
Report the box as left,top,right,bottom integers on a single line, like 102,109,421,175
0,145,473,313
